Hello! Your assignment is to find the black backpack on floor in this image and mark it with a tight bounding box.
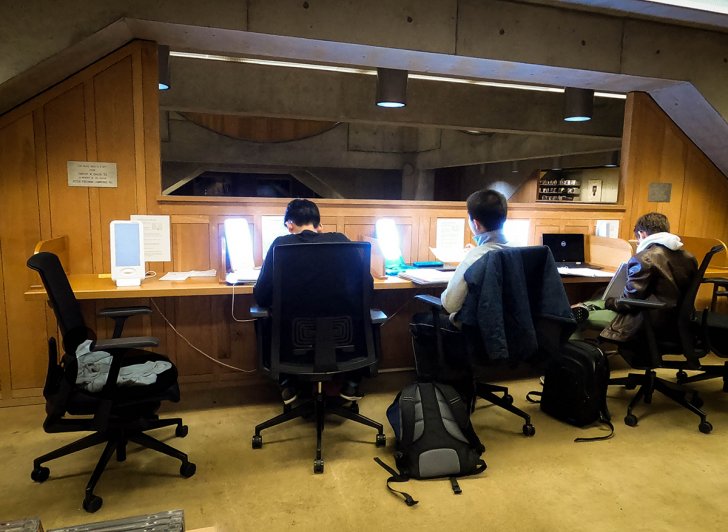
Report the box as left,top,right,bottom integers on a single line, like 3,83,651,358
528,340,614,442
375,382,486,506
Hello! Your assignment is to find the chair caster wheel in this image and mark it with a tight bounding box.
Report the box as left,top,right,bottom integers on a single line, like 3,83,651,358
175,425,189,438
503,394,514,405
83,494,103,513
313,459,324,474
252,435,263,449
376,433,386,447
699,421,713,434
676,370,688,382
624,414,638,427
31,466,50,482
523,424,536,437
180,462,196,478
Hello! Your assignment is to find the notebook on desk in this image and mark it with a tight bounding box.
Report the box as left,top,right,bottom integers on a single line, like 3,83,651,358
542,233,601,269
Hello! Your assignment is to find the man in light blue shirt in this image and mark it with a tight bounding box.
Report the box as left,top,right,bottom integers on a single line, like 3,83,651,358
411,188,510,379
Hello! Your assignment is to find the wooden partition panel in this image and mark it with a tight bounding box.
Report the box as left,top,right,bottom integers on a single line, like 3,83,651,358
622,93,728,244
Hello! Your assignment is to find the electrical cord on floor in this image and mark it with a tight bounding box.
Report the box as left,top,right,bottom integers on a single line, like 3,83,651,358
150,299,257,373
381,299,413,326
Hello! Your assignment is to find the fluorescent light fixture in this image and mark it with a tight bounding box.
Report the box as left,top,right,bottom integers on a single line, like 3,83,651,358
563,87,594,122
376,68,408,108
158,45,171,90
169,51,625,99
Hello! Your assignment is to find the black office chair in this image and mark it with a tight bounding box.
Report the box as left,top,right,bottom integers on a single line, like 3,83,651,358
607,246,722,433
412,246,577,437
673,245,728,390
27,252,195,513
250,242,386,473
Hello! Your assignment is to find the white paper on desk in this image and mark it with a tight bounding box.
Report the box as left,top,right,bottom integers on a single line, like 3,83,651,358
436,218,465,250
558,267,614,278
130,215,171,262
188,269,217,277
399,268,455,285
430,247,467,264
160,272,190,281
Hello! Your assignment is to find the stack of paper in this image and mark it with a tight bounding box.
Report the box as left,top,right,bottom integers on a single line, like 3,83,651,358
399,268,454,285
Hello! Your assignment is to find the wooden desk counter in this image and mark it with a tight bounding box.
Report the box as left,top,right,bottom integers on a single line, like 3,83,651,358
25,274,416,301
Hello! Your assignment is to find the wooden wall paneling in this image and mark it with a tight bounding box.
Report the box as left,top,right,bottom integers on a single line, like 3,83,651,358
94,56,141,274
43,85,94,274
222,293,258,379
0,114,48,391
562,220,592,235
83,79,102,273
658,122,687,228
140,42,162,215
532,220,561,247
172,296,218,379
0,240,9,398
170,217,212,271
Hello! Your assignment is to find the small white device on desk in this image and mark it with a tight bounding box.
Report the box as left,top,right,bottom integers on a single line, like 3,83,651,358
110,220,145,287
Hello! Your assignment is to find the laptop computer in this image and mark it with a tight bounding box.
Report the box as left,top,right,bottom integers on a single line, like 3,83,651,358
542,233,601,269
600,262,629,300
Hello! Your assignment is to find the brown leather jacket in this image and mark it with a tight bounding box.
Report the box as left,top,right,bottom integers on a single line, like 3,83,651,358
599,244,698,343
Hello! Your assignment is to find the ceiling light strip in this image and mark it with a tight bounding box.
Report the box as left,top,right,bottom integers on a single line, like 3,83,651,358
170,51,626,99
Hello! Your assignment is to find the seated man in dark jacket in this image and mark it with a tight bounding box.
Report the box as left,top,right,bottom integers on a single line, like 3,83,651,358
573,212,698,346
253,198,368,405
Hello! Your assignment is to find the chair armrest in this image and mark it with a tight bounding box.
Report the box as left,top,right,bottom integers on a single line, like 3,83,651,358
615,298,670,310
414,294,443,311
93,336,159,350
702,277,728,285
370,309,388,324
250,306,270,318
97,306,152,318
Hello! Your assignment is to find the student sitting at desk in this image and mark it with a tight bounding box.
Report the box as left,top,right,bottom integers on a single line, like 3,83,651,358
253,198,369,405
410,188,511,378
572,212,697,344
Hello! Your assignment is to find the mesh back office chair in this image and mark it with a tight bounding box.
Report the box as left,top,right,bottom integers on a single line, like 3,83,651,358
27,252,195,513
671,245,728,390
607,246,723,433
250,242,386,473
412,246,576,437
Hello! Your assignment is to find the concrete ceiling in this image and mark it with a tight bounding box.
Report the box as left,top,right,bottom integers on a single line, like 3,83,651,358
1,0,727,181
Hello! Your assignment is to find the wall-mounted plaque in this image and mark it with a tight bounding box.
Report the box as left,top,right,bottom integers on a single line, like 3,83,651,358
67,161,117,188
648,182,672,202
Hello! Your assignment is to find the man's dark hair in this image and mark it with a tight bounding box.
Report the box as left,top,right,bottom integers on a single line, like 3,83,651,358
466,189,508,231
634,212,670,236
284,198,321,226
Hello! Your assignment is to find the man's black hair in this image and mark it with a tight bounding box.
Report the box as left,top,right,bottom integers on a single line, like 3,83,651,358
466,189,508,231
284,198,321,226
634,212,670,236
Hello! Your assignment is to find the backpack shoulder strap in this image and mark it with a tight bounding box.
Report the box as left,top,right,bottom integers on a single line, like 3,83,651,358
399,383,419,448
374,458,418,507
434,383,469,429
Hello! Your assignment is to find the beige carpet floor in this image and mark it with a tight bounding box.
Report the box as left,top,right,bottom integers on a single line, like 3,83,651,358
2,362,728,531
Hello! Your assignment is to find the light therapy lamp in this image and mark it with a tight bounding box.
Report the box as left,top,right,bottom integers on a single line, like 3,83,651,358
224,218,258,284
376,218,408,274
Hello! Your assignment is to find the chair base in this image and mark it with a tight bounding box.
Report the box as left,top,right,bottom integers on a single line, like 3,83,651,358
31,417,195,513
674,361,728,392
610,370,712,433
474,381,536,437
252,383,385,474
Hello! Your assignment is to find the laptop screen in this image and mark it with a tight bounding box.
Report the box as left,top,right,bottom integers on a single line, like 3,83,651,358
542,233,585,263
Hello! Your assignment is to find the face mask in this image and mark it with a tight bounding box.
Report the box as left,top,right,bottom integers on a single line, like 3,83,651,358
472,233,489,246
